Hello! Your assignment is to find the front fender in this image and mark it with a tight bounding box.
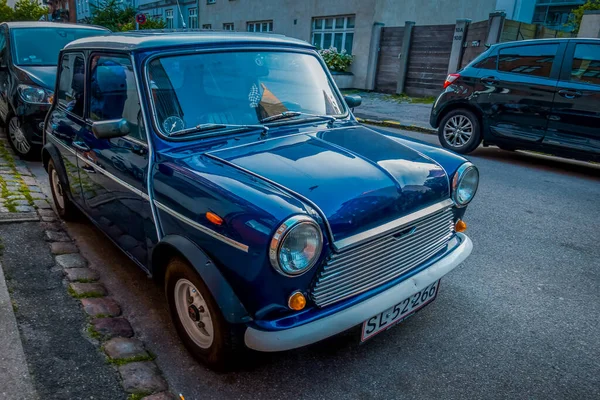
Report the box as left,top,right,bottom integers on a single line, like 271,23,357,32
152,234,251,324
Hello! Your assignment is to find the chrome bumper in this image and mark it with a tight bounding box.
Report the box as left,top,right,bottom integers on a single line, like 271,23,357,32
244,233,473,352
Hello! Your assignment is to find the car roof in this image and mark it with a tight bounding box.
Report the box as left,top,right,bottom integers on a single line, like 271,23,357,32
64,30,314,52
1,21,109,31
491,37,600,48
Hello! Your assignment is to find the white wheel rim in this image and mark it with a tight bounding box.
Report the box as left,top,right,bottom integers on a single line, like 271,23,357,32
443,115,473,147
174,279,214,349
51,168,66,210
8,118,30,155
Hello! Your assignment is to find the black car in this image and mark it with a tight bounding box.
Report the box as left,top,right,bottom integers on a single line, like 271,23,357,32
430,38,600,163
0,22,109,159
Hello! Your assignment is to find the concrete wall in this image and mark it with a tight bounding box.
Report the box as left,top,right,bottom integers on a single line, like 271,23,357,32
373,0,498,26
578,11,600,38
198,0,377,88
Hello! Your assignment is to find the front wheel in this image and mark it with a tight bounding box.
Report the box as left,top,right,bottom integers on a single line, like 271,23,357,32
7,117,37,159
165,257,243,371
438,109,482,154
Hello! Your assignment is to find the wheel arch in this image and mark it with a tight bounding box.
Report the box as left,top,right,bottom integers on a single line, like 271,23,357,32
151,235,250,324
42,143,72,197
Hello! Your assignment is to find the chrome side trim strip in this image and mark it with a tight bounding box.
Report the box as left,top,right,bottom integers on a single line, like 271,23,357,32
204,153,336,247
334,198,454,250
244,233,472,352
153,201,249,253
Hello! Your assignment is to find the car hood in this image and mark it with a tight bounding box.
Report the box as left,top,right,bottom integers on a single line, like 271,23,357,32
15,66,57,90
206,126,450,244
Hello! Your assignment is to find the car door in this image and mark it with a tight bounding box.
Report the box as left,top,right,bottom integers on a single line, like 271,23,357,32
75,52,153,267
478,42,565,145
0,26,9,121
45,51,87,206
544,41,600,158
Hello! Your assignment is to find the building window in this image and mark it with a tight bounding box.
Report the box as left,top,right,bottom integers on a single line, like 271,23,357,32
188,8,198,29
165,9,174,29
247,21,273,32
312,15,355,54
223,23,234,31
207,0,215,4
202,24,212,29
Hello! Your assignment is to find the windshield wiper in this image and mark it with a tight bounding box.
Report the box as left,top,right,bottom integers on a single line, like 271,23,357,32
260,111,337,126
169,123,269,138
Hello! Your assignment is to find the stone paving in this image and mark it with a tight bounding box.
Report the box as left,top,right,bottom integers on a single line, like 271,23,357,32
0,133,174,400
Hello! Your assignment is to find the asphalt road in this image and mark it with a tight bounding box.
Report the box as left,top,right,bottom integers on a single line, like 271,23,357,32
27,128,600,399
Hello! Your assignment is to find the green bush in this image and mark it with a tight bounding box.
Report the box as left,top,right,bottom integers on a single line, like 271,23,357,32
568,0,600,32
90,0,165,32
318,47,354,73
0,0,49,22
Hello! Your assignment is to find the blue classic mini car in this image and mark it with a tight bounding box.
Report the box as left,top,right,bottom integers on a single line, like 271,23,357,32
43,31,478,369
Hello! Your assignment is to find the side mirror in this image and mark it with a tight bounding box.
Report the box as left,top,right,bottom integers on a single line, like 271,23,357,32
344,94,362,109
92,118,130,140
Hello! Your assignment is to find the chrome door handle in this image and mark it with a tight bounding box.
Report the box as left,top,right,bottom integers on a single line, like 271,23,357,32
72,141,90,152
558,89,582,99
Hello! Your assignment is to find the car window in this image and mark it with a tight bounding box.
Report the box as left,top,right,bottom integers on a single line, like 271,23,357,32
11,28,106,66
89,55,145,141
57,53,86,118
498,44,558,78
474,55,497,70
0,32,6,65
570,43,600,86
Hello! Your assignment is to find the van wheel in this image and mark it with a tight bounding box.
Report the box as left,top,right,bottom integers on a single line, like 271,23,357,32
48,159,78,221
438,109,482,154
7,116,37,160
165,257,243,371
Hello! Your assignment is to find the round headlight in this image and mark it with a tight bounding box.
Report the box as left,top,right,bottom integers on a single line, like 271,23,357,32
269,216,323,276
452,162,479,207
18,84,49,104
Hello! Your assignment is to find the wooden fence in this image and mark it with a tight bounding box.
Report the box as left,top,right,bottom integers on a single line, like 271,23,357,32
374,13,577,96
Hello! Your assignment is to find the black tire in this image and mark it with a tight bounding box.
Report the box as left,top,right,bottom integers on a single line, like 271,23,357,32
48,159,78,220
438,109,482,154
165,257,243,371
6,116,38,160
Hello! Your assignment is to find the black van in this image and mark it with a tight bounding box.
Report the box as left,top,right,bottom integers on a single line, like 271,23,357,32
0,22,108,159
430,38,600,163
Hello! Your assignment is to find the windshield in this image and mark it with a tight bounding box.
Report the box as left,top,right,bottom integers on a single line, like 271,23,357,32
11,28,106,66
147,51,346,136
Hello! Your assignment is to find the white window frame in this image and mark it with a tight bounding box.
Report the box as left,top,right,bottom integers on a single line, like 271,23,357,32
223,23,234,31
247,20,273,33
188,8,198,29
311,15,355,53
165,9,174,29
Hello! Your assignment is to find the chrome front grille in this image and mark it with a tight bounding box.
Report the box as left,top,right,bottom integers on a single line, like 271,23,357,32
311,207,454,307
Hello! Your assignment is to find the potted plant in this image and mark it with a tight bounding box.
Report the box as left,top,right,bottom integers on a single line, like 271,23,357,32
318,47,354,89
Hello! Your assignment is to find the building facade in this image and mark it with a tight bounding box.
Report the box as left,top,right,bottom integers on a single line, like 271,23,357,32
532,0,586,31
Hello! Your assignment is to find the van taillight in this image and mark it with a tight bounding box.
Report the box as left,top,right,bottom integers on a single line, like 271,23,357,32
443,73,460,89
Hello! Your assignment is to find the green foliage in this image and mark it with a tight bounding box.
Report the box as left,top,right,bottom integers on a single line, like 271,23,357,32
318,47,354,73
90,0,165,32
568,0,600,32
13,0,48,21
0,0,13,23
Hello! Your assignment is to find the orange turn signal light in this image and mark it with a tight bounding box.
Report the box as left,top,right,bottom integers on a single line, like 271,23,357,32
455,219,467,232
288,291,306,311
206,212,223,226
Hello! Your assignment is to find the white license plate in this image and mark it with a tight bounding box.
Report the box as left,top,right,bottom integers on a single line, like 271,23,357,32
361,280,440,342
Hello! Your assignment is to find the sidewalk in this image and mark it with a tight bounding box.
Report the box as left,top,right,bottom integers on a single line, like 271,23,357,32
347,91,437,134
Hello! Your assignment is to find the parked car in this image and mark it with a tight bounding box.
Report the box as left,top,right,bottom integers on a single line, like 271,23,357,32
0,22,109,159
43,31,478,370
430,38,600,163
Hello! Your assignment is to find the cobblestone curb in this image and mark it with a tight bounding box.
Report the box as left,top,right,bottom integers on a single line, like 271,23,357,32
356,117,437,135
0,136,174,399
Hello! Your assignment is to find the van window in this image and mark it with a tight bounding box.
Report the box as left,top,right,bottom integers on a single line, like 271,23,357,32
570,44,600,86
57,53,86,117
498,44,558,78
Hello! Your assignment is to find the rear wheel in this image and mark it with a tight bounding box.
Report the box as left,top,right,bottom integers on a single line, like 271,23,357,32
438,109,482,154
7,116,37,160
165,257,243,371
48,159,78,220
